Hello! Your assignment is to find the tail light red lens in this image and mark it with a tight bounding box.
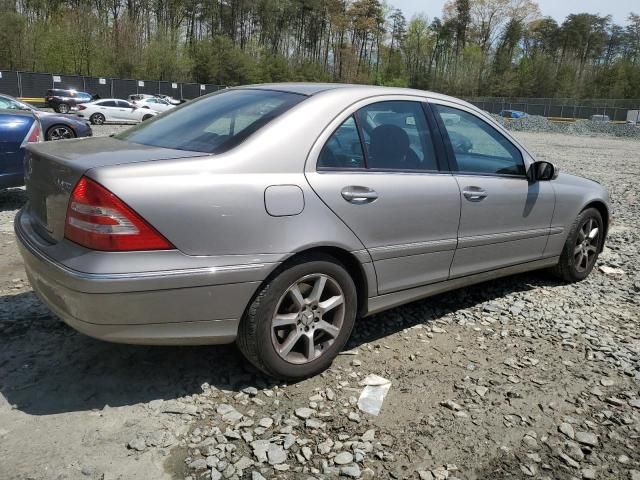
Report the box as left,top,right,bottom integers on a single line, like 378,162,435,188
64,176,174,251
21,121,42,146
78,105,87,110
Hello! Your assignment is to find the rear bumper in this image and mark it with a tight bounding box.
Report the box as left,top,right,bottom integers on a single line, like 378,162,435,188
15,209,273,345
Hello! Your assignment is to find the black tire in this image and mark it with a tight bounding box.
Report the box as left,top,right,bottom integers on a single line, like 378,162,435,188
142,114,153,121
90,113,105,125
46,124,75,141
552,207,604,283
56,103,70,114
237,254,357,380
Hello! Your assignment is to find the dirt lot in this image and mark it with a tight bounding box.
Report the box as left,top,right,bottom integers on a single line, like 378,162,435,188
0,129,638,480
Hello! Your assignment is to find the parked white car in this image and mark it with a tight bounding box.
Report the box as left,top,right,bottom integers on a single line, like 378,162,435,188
134,97,176,113
157,94,182,105
76,99,157,125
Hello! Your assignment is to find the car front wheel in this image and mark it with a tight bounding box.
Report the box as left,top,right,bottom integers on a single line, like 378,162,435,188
552,207,604,282
237,254,357,380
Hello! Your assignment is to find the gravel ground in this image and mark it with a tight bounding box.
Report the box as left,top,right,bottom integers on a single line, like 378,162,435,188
0,128,638,480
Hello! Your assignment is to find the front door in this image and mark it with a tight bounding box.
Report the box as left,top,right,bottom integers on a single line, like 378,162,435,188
306,99,461,295
431,103,555,277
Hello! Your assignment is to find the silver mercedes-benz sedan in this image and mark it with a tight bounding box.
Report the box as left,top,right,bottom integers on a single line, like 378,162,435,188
15,84,610,379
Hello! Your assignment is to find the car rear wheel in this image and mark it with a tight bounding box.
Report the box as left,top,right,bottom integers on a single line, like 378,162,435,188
237,254,357,380
56,103,70,114
552,207,604,282
90,113,105,125
46,125,75,141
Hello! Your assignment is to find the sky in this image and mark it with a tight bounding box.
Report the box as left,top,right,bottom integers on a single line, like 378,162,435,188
390,0,638,25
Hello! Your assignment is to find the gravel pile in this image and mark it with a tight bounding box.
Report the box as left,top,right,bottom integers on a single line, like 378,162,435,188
0,131,638,480
492,114,640,139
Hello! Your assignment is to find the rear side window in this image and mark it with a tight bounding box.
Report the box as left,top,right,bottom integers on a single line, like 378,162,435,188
117,89,305,154
357,101,437,171
97,100,116,107
318,100,438,171
434,104,524,176
318,117,365,169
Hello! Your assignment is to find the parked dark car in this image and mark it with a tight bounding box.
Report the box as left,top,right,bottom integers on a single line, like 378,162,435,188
499,110,529,119
0,94,92,141
0,110,42,189
44,89,93,114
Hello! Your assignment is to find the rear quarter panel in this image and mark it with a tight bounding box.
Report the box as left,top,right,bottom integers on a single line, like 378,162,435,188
0,112,33,184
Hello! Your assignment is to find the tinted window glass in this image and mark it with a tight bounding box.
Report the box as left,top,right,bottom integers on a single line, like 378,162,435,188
318,116,365,169
357,101,437,170
117,100,132,108
434,105,524,176
97,100,117,107
117,89,305,154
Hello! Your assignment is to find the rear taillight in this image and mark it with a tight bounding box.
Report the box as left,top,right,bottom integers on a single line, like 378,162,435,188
64,176,174,251
78,105,87,110
21,121,42,147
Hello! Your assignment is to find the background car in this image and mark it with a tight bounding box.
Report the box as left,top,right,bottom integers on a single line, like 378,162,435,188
134,96,176,112
128,94,157,104
0,110,42,189
157,94,183,105
44,89,93,114
17,84,610,381
0,93,92,141
590,114,610,123
499,109,529,119
76,99,157,125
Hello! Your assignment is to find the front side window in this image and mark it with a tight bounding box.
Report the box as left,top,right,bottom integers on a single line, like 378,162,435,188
357,101,437,171
117,89,305,154
433,104,525,176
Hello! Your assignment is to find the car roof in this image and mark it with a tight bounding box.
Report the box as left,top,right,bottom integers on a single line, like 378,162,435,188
240,82,471,105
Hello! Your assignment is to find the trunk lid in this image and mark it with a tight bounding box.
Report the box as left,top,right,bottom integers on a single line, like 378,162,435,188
25,136,206,243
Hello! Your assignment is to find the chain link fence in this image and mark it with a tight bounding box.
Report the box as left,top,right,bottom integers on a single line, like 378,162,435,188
0,70,226,103
465,96,640,122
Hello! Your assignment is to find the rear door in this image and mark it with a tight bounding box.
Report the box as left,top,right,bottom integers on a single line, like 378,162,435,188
306,98,461,295
95,100,118,121
431,102,555,277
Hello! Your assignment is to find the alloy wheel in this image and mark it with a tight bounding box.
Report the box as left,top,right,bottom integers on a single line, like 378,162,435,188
58,103,70,114
47,126,74,141
91,114,105,125
574,217,599,273
271,274,345,365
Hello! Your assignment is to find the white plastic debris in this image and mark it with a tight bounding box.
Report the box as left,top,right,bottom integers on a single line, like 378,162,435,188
357,374,392,416
599,266,625,275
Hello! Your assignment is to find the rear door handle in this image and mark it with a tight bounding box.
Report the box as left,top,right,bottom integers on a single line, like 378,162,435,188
462,187,488,202
341,186,378,204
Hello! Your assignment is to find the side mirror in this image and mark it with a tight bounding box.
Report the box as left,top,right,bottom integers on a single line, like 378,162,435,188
528,161,558,182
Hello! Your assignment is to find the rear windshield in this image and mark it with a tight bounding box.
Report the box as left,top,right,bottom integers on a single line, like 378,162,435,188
116,89,306,154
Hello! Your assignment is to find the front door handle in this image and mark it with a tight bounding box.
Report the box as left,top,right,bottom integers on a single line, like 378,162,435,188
341,186,378,204
462,187,488,202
